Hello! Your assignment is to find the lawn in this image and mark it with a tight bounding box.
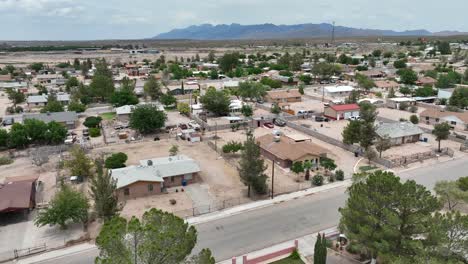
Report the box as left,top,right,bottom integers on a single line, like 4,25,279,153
100,112,116,120
271,255,304,264
359,165,378,172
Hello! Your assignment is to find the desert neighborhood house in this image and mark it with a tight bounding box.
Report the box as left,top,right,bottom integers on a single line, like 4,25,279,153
110,155,201,200
376,122,424,146
324,103,360,120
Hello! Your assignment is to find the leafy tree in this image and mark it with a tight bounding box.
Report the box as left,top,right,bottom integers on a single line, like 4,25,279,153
270,103,281,114
372,50,382,57
35,184,89,229
65,146,93,177
432,122,451,152
169,144,179,156
335,169,345,181
0,129,8,149
239,131,268,197
415,85,436,97
291,161,304,175
383,51,393,58
434,181,468,211
95,209,198,264
41,94,64,113
437,41,452,55
312,63,342,80
312,174,324,186
410,115,419,124
429,211,468,261
218,52,240,73
241,105,253,117
303,160,313,181
144,75,162,100
388,87,396,98
209,69,218,80
375,136,392,158
83,116,102,128
105,152,128,169
222,141,243,154
320,157,336,174
29,62,44,72
129,105,167,134
458,177,468,191
67,100,86,113
356,73,375,90
398,68,418,85
199,87,230,116
45,121,68,144
207,50,216,62
89,127,101,137
342,120,361,145
90,159,118,220
238,81,268,101
24,119,48,144
299,74,312,85
298,84,305,95
8,123,29,149
6,88,25,107
160,93,177,107
339,171,440,261
260,77,282,88
177,102,190,115
399,86,412,97
111,89,139,107
65,77,80,92
364,147,377,164
394,60,407,69
314,233,327,264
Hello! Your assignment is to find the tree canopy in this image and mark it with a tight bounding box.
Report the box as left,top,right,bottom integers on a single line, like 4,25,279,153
239,131,268,197
129,105,167,134
200,87,230,116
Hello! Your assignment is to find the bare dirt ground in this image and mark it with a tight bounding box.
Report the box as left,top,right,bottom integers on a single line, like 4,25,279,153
377,107,426,121
293,119,349,141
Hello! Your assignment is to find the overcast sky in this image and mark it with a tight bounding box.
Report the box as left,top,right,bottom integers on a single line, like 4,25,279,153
1,0,467,40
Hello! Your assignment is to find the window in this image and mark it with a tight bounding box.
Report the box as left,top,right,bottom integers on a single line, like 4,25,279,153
435,118,440,122
425,117,429,121
171,176,175,183
148,184,153,192
124,188,130,196
451,121,457,125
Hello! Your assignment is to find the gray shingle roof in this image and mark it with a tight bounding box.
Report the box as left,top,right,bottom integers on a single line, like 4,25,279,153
376,122,424,139
23,111,78,124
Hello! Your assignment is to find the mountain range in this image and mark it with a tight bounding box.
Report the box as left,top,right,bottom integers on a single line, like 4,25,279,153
153,23,466,40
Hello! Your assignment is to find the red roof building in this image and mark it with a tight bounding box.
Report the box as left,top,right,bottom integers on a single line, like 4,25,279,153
0,180,36,214
324,104,361,120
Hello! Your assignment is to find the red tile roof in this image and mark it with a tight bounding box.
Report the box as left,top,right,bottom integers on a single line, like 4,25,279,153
330,104,360,111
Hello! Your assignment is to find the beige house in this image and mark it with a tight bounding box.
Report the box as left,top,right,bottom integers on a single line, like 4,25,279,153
265,89,302,104
374,80,400,91
256,134,328,168
110,155,200,200
324,104,360,120
420,109,468,131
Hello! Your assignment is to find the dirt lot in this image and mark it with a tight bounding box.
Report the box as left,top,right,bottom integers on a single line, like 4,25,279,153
293,118,348,141
377,107,426,121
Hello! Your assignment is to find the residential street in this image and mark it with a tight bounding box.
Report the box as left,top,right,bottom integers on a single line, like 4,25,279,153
20,157,468,264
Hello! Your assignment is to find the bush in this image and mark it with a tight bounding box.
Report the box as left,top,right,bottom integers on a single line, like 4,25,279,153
105,152,128,169
89,127,101,137
312,174,324,186
410,115,419,124
83,116,102,128
409,105,418,113
399,102,409,111
0,156,13,166
335,169,345,181
289,249,301,260
222,141,243,154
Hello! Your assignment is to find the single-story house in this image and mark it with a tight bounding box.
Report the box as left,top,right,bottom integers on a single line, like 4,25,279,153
324,86,354,98
115,105,135,121
416,76,437,87
437,89,454,100
26,93,71,108
110,155,200,200
223,80,240,89
376,122,424,146
358,98,385,106
35,74,61,85
265,89,302,104
256,134,328,168
167,83,199,95
374,80,400,91
324,104,360,120
23,111,78,129
386,98,416,109
229,99,244,113
360,70,385,79
0,81,28,92
420,108,468,131
0,179,36,214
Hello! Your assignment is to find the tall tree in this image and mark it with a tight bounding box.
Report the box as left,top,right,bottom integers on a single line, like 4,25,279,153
95,209,199,264
6,88,25,107
429,211,468,260
432,123,451,152
129,105,167,134
144,75,162,100
90,159,118,220
238,131,268,197
65,146,93,177
339,171,440,261
35,184,89,229
375,136,392,158
199,87,230,116
434,181,468,211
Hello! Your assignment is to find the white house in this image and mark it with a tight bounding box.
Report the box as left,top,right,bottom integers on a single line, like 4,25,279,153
324,86,355,98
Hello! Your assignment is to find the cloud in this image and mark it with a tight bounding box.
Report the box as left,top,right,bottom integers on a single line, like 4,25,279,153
0,0,83,17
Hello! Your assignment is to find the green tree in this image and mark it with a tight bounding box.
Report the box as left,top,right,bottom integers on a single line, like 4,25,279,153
160,93,177,107
24,119,48,144
291,161,304,176
65,146,93,177
432,122,451,152
394,60,407,69
356,73,375,90
314,233,327,264
375,136,392,158
90,159,118,220
399,86,412,97
41,94,64,113
398,69,418,85
65,77,80,92
388,87,396,98
238,81,268,101
303,160,313,181
209,69,218,80
372,50,382,57
342,120,361,145
67,100,86,113
169,144,179,156
222,141,243,154
312,63,342,80
434,181,468,211
105,152,128,169
270,103,281,114
429,211,468,260
144,75,162,100
364,147,377,164
239,131,268,197
177,102,190,115
218,52,240,73
8,123,29,149
0,129,8,149
6,88,25,107
45,121,68,144
83,116,102,128
299,74,312,85
35,184,89,229
29,62,44,72
458,176,468,191
111,89,139,107
449,87,468,108
438,41,452,55
339,171,440,261
241,105,253,117
95,209,198,264
129,105,167,134
410,115,419,124
320,157,336,175
199,87,230,116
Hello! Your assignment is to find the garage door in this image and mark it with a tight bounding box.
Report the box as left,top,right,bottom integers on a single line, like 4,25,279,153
352,111,360,117
344,112,352,119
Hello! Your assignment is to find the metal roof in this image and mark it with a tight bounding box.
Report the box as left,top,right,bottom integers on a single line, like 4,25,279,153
376,122,424,139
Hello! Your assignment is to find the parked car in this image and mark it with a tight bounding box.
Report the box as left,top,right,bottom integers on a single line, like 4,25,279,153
256,98,265,104
2,117,13,126
297,110,307,115
264,122,274,129
274,119,286,127
315,116,329,122
178,123,188,130
188,121,201,131
348,116,361,121
82,129,89,136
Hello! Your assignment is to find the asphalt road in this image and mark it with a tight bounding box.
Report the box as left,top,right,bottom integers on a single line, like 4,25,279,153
29,157,468,264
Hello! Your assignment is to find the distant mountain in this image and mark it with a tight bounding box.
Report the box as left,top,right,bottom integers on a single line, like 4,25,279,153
153,23,443,40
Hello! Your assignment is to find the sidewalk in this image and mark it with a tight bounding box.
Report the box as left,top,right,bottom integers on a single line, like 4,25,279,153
14,243,96,264
187,179,351,225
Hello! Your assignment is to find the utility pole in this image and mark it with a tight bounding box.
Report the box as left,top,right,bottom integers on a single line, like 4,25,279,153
214,121,218,152
271,159,275,199
331,21,336,45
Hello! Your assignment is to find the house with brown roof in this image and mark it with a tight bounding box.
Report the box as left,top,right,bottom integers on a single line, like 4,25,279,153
416,76,437,87
256,134,328,168
420,108,468,131
265,89,301,104
0,179,36,214
374,80,400,91
0,74,12,82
